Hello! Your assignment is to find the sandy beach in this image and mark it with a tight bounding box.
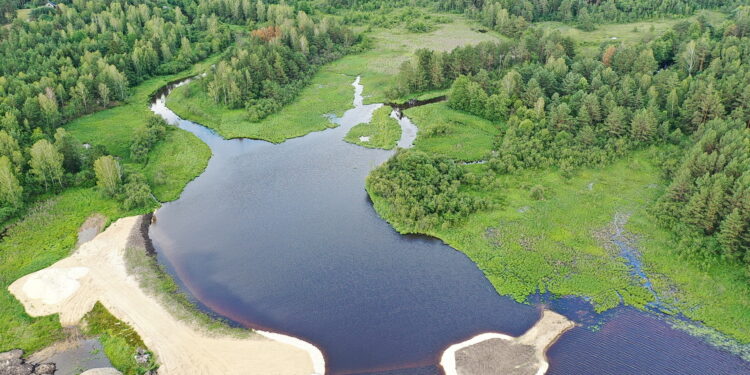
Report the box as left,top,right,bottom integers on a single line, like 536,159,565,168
441,310,575,375
9,215,324,375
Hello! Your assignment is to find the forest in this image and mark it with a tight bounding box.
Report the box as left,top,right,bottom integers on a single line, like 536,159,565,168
0,0,358,222
378,6,750,270
1,0,750,370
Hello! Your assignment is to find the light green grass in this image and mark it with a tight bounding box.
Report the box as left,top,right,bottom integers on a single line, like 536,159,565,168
540,10,726,57
66,56,219,202
371,151,659,312
166,13,501,141
15,8,31,21
405,102,499,162
345,106,401,149
166,69,351,142
633,216,750,343
0,188,143,353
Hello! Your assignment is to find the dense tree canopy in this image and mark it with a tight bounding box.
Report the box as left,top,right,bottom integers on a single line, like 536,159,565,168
367,149,488,231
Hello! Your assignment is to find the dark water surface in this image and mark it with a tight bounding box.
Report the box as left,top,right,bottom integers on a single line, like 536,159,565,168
149,77,750,374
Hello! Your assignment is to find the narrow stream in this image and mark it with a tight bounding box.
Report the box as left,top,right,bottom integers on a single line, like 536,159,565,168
148,76,750,375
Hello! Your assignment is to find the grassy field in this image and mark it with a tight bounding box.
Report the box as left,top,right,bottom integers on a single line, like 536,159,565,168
166,13,500,142
0,188,145,353
405,102,499,162
540,10,726,57
66,55,219,202
344,106,401,149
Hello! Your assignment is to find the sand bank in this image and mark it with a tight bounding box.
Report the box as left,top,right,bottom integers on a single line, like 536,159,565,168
9,216,324,375
441,310,575,375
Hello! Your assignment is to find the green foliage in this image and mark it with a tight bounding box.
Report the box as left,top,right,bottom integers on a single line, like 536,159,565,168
0,156,22,213
94,156,122,197
367,149,488,231
29,139,64,191
83,302,158,375
655,119,750,266
122,174,153,210
203,14,357,120
344,106,401,149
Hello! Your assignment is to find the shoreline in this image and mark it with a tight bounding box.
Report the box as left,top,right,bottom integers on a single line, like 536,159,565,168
8,215,325,375
440,310,575,375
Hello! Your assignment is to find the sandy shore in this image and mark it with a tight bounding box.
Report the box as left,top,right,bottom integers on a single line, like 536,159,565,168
441,310,575,375
9,215,324,375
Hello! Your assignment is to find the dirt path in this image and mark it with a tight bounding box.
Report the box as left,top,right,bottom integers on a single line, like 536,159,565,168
9,216,324,375
440,310,575,375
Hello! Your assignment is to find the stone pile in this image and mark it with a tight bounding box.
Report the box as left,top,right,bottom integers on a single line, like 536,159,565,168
0,349,55,375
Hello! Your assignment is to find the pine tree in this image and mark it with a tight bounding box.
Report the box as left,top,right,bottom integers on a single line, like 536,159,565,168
719,208,747,261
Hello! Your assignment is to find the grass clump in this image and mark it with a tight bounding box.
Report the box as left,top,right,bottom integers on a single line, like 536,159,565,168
82,302,158,375
345,106,401,149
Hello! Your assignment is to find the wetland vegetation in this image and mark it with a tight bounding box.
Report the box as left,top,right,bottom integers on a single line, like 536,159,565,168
2,0,750,372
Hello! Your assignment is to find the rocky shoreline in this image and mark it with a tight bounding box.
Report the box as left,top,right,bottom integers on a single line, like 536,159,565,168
0,349,55,375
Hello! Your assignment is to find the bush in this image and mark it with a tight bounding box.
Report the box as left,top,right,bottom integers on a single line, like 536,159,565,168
122,174,153,210
530,185,546,200
367,149,488,231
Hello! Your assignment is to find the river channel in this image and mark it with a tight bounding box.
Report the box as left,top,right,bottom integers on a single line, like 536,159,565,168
148,76,750,375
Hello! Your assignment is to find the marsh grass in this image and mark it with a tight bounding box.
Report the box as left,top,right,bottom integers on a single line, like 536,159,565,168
166,12,501,141
66,55,219,202
369,146,750,343
344,106,401,149
405,102,499,162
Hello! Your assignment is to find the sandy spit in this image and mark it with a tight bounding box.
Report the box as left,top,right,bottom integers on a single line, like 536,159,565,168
440,310,575,375
9,216,324,375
